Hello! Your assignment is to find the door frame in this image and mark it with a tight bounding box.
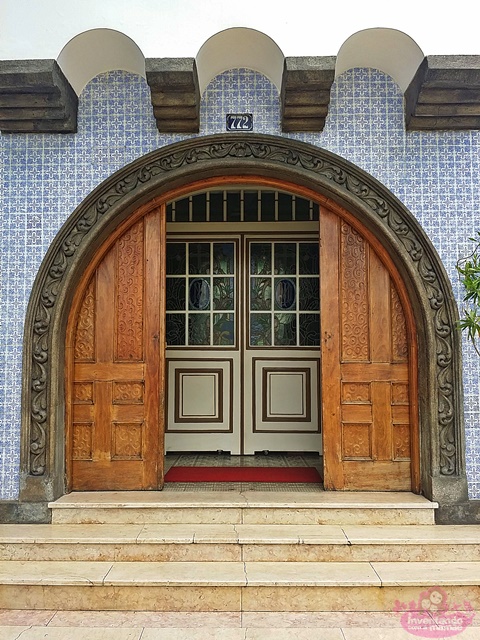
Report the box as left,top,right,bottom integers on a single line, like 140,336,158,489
19,134,467,513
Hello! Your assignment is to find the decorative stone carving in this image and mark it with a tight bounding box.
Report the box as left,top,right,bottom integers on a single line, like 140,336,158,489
21,133,466,507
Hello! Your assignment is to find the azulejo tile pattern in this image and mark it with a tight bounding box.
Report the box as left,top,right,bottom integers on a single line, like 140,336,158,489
1,68,479,500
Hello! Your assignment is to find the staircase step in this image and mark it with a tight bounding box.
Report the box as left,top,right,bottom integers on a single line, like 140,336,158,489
48,491,437,525
1,523,479,562
1,560,479,612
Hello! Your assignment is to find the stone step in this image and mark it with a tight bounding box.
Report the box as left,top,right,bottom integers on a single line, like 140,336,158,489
48,491,437,525
1,560,479,612
1,523,480,562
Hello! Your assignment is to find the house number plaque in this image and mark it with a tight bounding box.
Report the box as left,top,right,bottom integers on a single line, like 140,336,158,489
226,113,253,131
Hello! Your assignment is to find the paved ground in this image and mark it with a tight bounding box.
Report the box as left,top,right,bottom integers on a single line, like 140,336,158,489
0,610,478,639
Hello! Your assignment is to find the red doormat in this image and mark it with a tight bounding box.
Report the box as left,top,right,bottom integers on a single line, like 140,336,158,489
164,466,322,483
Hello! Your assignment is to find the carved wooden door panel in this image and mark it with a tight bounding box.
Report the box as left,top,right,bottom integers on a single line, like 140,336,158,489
321,209,416,491
67,208,165,490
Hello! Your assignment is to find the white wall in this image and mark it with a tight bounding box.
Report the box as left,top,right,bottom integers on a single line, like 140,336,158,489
0,0,477,61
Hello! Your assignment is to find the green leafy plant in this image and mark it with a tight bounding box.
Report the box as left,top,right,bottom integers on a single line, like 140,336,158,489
456,231,480,356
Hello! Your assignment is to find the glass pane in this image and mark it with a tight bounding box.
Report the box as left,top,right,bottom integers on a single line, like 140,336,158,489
213,313,234,345
250,277,271,311
299,243,319,275
299,277,320,310
274,278,296,310
175,198,189,222
250,243,271,275
274,243,296,274
244,191,258,222
189,314,210,345
295,197,310,221
278,193,293,221
209,192,223,222
192,193,207,222
213,243,234,274
226,192,241,222
189,278,210,310
166,278,186,311
213,277,234,310
189,243,210,274
300,314,320,346
250,314,271,346
274,313,297,346
166,314,185,345
260,192,275,221
166,243,186,275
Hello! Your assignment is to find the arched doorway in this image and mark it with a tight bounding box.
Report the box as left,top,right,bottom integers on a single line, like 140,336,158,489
65,179,419,492
19,135,467,509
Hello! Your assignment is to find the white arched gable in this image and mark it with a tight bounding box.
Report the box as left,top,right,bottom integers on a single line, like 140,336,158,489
57,28,146,95
196,28,284,94
336,28,424,92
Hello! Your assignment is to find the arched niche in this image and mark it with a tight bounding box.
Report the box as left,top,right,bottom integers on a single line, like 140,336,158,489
57,28,146,95
196,28,284,94
336,28,424,92
20,133,467,514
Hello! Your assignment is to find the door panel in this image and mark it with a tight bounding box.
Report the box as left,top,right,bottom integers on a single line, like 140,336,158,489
244,238,321,452
165,357,240,452
165,239,241,452
243,356,321,453
321,211,413,490
68,209,165,490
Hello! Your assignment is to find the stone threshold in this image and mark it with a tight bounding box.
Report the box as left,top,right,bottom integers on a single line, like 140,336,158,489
1,560,480,612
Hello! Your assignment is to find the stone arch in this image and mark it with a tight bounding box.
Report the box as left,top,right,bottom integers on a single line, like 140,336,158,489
20,133,467,513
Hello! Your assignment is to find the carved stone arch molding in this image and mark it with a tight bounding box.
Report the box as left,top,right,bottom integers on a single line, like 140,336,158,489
19,133,467,519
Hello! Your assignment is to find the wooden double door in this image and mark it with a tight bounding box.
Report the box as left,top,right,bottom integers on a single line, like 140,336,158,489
66,192,418,492
164,233,322,455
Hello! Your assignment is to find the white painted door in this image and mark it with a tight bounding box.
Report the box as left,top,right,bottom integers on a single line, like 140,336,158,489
165,233,321,454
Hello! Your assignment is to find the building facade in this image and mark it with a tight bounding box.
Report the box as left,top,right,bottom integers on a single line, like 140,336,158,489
1,2,480,523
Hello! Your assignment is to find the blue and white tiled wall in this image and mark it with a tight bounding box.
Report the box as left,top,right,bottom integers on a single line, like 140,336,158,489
1,68,480,499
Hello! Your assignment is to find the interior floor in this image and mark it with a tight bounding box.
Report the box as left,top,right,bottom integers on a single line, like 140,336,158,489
163,452,324,492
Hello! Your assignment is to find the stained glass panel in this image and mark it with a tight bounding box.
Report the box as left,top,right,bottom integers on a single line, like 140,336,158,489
189,243,210,274
274,278,296,310
274,313,297,345
250,314,271,346
250,278,271,311
250,243,271,275
189,314,210,345
299,243,319,275
166,314,185,345
166,243,186,275
189,278,210,310
299,278,320,310
299,314,321,346
166,278,186,311
213,277,234,310
274,243,296,274
213,313,234,345
213,243,234,274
